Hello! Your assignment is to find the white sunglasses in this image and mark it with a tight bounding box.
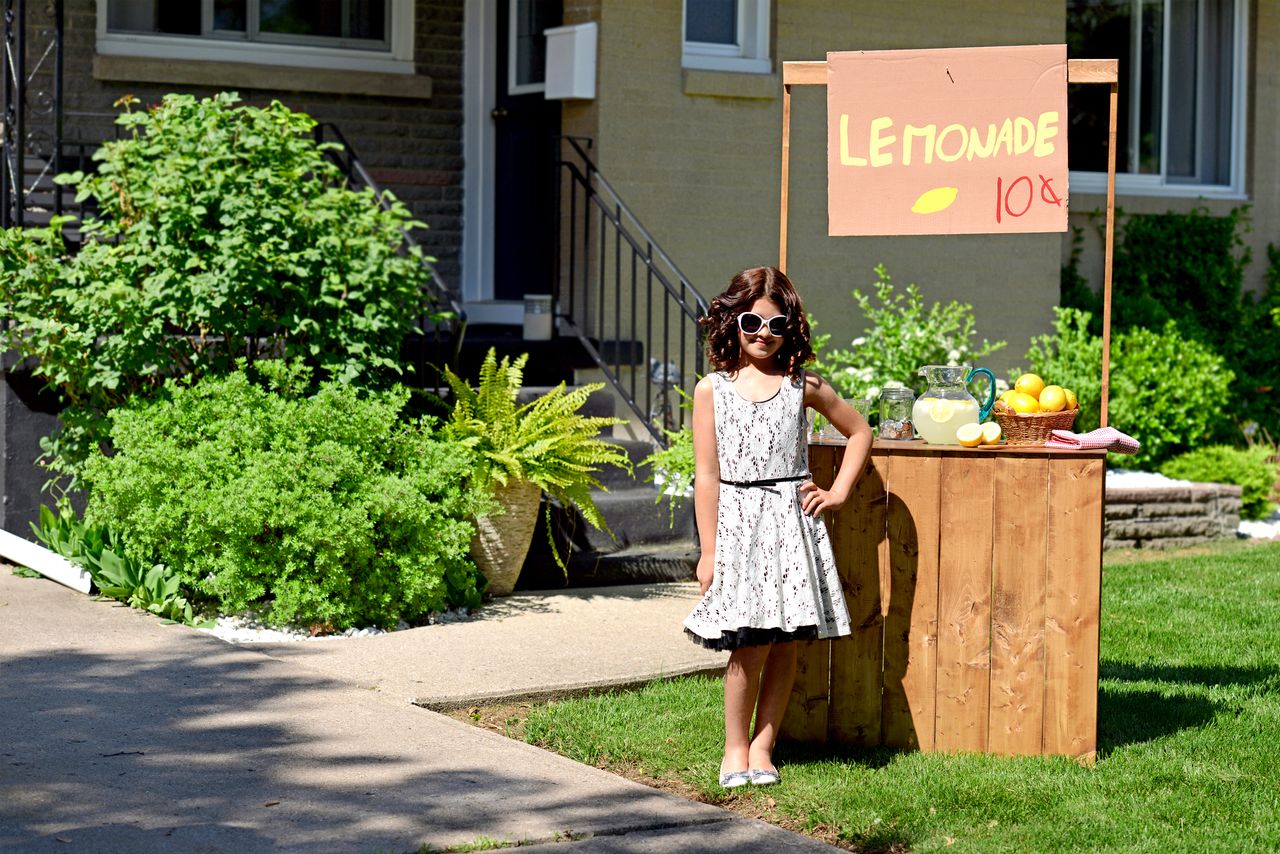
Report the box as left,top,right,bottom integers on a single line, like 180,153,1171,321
736,312,788,336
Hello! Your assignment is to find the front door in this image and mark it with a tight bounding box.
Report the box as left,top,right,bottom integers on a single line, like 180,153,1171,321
493,0,562,302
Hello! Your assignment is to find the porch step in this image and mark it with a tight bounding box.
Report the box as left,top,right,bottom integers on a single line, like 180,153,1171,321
583,486,695,552
515,540,698,590
457,324,643,387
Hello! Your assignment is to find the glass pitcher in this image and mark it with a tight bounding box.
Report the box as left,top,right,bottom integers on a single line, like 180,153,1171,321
913,365,996,445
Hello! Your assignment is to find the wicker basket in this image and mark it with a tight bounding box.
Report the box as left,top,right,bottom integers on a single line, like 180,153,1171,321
470,480,543,596
992,401,1078,446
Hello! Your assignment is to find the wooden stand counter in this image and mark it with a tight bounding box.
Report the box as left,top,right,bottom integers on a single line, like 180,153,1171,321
786,438,1106,761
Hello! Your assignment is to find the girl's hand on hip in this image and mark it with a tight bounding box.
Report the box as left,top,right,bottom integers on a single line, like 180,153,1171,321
798,481,846,516
696,554,715,594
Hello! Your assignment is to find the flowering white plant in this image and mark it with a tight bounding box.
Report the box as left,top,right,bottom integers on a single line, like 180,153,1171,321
811,264,1006,404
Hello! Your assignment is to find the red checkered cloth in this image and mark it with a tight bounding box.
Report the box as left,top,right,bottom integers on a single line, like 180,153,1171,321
1043,426,1141,454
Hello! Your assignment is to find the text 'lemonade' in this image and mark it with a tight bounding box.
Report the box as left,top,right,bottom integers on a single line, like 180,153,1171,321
912,396,981,445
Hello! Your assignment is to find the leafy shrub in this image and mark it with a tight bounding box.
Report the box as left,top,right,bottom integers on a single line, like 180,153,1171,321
0,92,436,488
813,264,1005,404
1025,308,1233,469
32,504,206,626
1161,446,1279,521
80,361,487,630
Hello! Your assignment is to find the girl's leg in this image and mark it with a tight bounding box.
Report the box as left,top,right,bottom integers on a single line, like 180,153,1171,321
722,644,770,772
748,640,798,772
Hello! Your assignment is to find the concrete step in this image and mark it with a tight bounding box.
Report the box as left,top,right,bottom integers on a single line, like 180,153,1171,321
594,437,662,490
515,540,698,590
585,486,695,551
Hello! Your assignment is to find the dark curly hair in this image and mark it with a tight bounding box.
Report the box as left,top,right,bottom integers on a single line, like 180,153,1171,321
699,266,815,379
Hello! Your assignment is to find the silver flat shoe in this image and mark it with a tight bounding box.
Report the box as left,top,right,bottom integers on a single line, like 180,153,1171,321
719,769,751,789
750,768,781,786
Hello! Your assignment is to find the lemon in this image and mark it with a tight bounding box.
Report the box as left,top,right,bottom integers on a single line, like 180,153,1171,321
956,422,983,447
1063,388,1078,410
1038,385,1067,412
980,421,1002,444
1009,392,1040,414
911,186,959,214
929,398,956,422
998,389,1018,405
1014,373,1046,399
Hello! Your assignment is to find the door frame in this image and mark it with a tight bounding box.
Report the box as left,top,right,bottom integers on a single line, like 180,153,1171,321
462,0,525,325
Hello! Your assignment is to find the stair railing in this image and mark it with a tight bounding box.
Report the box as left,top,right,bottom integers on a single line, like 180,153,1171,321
556,136,709,445
312,121,467,383
2,0,63,231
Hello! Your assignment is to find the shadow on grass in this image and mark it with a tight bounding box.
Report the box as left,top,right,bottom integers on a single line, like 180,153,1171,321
1096,659,1278,752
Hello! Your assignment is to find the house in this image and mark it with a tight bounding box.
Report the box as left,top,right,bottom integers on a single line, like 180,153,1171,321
3,0,1276,536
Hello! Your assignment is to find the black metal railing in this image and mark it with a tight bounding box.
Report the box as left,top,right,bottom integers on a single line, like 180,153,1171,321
555,136,708,445
2,0,63,231
313,121,467,384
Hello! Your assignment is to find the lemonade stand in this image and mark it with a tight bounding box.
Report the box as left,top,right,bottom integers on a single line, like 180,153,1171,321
779,47,1120,761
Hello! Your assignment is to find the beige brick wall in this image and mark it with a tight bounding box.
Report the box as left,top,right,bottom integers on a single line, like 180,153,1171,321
592,0,1064,378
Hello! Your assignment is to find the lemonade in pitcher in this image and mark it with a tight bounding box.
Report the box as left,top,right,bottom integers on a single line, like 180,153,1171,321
912,365,996,445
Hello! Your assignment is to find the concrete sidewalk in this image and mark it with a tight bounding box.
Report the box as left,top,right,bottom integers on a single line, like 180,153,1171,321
0,568,838,853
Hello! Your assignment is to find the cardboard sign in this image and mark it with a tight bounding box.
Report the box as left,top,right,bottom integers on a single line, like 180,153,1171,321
827,45,1069,236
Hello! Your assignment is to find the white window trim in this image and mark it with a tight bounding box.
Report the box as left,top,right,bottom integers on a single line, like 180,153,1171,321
1069,0,1248,199
507,0,545,95
682,0,771,75
95,1,415,76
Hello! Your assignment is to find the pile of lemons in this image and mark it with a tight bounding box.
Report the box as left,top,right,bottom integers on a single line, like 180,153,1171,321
998,373,1078,415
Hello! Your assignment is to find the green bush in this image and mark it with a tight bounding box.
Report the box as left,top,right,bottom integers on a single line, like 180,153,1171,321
80,361,488,630
813,264,1005,403
0,92,437,488
1161,446,1279,521
1025,308,1233,469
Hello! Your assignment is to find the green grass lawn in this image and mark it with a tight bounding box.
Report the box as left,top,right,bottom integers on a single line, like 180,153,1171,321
514,541,1280,852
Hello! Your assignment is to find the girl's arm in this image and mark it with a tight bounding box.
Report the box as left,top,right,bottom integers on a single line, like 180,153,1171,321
691,375,720,594
799,371,873,516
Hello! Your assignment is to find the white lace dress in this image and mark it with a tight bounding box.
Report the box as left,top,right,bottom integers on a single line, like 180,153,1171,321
683,371,851,650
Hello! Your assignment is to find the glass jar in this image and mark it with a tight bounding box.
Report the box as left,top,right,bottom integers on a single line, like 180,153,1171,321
879,387,916,440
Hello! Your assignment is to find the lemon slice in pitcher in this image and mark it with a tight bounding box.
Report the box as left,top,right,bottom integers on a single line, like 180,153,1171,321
929,399,956,422
956,422,983,447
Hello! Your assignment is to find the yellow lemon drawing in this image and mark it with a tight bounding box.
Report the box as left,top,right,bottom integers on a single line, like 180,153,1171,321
911,186,958,215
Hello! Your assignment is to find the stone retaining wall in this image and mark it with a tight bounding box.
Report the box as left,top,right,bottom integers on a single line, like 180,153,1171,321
1105,484,1243,550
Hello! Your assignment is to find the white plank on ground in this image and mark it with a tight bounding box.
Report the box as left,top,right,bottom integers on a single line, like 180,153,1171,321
0,529,91,593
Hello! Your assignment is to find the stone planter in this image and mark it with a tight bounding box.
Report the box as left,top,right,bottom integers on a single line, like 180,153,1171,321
1104,482,1243,550
470,480,543,596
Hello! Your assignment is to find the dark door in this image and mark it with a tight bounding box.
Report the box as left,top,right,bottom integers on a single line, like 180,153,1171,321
493,0,562,302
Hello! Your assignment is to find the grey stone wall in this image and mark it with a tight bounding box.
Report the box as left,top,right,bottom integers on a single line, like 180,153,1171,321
1105,484,1243,550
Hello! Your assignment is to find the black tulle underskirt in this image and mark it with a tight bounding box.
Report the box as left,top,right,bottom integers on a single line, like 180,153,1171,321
684,625,820,652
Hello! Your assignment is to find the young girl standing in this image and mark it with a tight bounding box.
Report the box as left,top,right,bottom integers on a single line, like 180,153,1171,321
683,266,873,788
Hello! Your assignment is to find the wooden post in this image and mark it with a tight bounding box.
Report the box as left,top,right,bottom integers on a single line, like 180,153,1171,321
1100,80,1119,427
780,80,792,274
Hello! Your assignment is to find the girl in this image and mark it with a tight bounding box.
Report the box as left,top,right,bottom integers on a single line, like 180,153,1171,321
683,266,873,788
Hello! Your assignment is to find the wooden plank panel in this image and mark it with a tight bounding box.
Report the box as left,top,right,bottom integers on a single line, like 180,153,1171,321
829,453,888,747
782,639,831,743
1043,456,1104,759
783,444,839,742
882,453,941,751
989,456,1049,755
934,455,994,753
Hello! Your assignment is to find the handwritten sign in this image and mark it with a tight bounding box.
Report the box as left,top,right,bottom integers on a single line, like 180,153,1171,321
827,45,1068,236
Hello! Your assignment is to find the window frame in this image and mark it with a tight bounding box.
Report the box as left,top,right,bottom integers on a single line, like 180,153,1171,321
681,0,771,75
96,0,415,76
507,0,546,96
1068,0,1249,199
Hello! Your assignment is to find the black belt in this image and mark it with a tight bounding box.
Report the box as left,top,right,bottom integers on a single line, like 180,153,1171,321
719,474,810,488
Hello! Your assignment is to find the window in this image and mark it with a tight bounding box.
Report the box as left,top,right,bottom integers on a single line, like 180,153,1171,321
682,0,770,74
97,0,414,75
508,0,556,95
1067,0,1247,197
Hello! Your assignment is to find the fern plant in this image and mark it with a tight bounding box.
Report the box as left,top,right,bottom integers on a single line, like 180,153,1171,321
442,349,633,567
